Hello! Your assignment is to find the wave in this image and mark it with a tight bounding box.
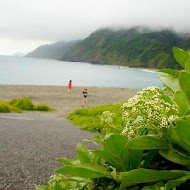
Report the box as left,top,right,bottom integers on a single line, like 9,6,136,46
141,69,157,73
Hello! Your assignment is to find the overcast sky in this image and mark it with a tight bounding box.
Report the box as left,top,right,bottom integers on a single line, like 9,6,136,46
0,0,190,55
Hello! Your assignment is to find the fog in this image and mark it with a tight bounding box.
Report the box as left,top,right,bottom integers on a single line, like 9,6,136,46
0,0,189,55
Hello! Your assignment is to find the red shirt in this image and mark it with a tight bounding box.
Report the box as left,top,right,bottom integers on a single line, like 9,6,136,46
68,81,72,88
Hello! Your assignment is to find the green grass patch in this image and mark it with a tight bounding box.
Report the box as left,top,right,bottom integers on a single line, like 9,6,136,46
0,98,53,113
0,100,22,113
0,102,12,113
9,98,34,110
67,103,125,133
34,104,53,111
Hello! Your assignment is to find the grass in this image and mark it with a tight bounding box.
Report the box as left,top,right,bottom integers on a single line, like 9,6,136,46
34,104,53,111
10,98,34,110
67,103,125,133
0,98,53,113
0,101,20,113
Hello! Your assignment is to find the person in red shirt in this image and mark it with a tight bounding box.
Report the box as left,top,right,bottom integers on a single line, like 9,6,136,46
67,80,72,93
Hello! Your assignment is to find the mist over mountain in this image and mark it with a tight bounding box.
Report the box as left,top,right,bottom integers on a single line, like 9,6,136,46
27,26,190,69
26,40,79,60
13,52,25,57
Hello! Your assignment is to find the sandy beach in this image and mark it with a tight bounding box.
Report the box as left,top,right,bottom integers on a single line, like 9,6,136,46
0,85,139,116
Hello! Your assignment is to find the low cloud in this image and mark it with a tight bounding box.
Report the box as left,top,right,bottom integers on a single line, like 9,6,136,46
0,0,190,54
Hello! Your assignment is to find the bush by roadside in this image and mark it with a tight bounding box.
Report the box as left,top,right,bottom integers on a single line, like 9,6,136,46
0,98,53,113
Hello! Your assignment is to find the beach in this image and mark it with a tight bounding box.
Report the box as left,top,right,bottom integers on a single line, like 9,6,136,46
0,85,139,116
0,85,140,189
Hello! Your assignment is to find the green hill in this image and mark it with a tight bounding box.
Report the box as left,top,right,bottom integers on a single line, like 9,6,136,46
62,27,190,69
26,40,79,60
26,27,190,69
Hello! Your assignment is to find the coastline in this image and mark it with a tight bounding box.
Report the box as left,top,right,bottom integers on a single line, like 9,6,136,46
0,85,139,116
59,59,158,72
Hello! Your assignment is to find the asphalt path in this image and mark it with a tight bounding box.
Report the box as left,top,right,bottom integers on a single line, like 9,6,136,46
0,113,94,190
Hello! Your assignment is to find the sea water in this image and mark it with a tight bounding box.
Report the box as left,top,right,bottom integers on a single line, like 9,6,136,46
0,55,163,89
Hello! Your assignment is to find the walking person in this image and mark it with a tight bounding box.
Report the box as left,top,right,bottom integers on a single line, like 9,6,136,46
67,80,72,93
82,88,88,107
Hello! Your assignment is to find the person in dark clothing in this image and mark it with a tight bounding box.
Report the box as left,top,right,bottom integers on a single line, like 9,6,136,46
82,88,88,106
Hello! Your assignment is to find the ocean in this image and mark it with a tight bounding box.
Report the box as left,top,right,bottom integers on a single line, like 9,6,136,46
0,55,163,89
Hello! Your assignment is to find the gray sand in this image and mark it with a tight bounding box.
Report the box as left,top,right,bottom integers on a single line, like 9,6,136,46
0,85,139,117
0,85,139,190
0,113,94,190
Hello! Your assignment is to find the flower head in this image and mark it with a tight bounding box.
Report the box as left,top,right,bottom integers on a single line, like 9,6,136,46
121,87,179,139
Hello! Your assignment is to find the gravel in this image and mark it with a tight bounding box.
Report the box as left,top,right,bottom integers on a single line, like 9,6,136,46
0,113,94,190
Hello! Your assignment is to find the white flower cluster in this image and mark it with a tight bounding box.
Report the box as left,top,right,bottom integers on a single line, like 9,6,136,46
121,86,179,139
101,111,114,125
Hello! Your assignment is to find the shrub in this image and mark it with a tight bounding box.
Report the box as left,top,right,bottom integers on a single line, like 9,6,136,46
37,47,190,190
34,104,53,111
121,86,179,139
0,98,53,113
9,98,34,110
67,103,124,133
0,101,22,113
0,102,11,113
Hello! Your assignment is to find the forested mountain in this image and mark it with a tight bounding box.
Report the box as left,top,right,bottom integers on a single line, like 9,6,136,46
62,27,190,69
26,27,190,69
26,40,79,59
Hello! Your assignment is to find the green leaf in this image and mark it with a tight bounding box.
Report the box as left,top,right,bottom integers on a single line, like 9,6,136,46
142,182,165,190
178,71,190,103
174,91,189,116
159,75,180,92
120,168,188,188
158,68,179,76
165,175,190,190
160,149,190,166
143,150,158,168
54,182,63,190
55,164,107,178
173,47,189,68
35,185,47,190
168,116,190,152
160,91,175,105
128,136,168,150
103,135,143,171
129,150,143,170
76,144,91,164
84,135,104,145
57,157,73,165
185,58,190,72
93,134,143,171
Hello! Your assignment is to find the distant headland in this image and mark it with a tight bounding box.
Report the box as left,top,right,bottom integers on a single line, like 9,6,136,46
26,26,190,69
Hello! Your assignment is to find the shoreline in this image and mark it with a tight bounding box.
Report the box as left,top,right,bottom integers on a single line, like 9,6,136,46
0,83,141,89
59,59,158,71
0,85,139,117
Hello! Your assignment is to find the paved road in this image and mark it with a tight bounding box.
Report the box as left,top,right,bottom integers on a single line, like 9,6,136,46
0,113,94,190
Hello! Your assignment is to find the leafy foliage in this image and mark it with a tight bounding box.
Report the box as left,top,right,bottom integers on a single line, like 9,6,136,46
34,104,53,111
0,98,53,112
38,47,190,190
67,103,124,134
0,101,21,113
121,86,178,139
10,98,34,110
